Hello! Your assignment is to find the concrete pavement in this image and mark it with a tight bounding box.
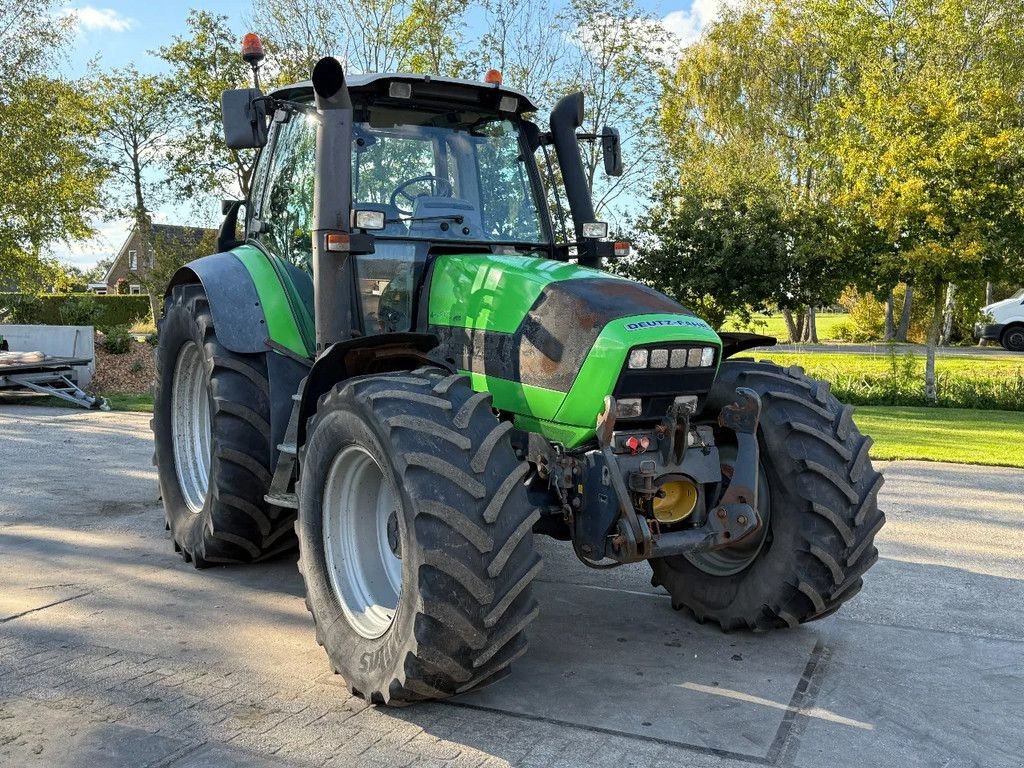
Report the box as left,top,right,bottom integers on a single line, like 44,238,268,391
1,405,1022,767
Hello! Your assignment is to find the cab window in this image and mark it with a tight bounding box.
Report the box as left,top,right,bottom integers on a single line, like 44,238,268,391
260,113,315,271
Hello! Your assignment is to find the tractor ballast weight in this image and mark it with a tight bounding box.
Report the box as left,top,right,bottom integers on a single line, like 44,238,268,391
154,49,886,706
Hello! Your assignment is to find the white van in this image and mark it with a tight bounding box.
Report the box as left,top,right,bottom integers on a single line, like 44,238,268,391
975,289,1024,351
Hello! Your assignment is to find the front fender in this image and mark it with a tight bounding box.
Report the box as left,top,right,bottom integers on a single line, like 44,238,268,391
296,333,451,446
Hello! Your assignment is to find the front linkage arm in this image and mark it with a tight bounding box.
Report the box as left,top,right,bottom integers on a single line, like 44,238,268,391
591,389,764,564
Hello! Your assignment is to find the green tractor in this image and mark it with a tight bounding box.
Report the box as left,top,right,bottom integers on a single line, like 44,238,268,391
153,40,885,706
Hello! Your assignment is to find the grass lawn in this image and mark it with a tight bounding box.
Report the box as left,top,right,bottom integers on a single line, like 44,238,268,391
720,312,849,341
0,392,154,412
854,406,1024,468
104,392,154,412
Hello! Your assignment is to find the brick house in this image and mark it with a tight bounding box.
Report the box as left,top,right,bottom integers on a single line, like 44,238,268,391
91,223,217,295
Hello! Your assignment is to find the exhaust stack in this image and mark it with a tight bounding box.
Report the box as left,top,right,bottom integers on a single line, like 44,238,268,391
311,57,357,352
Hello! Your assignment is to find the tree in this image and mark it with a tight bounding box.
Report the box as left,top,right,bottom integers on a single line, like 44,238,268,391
560,0,670,221
251,0,470,76
470,0,569,105
92,66,177,318
653,0,865,342
830,0,1024,399
628,175,793,329
0,1,104,289
143,228,218,302
157,11,264,203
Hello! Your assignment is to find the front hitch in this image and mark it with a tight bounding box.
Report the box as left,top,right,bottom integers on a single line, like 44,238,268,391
589,389,764,564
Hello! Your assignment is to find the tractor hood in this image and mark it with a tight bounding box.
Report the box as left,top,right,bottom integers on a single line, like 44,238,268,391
426,253,721,448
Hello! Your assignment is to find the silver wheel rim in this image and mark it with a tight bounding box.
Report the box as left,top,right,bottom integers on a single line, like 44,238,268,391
322,445,403,639
171,341,212,514
685,444,772,577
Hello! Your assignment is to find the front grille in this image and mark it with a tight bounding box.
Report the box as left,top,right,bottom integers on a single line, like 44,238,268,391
613,344,718,420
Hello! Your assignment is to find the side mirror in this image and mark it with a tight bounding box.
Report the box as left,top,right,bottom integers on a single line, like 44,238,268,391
601,126,623,177
221,88,268,150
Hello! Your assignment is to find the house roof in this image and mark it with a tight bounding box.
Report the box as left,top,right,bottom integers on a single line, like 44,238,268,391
103,223,218,284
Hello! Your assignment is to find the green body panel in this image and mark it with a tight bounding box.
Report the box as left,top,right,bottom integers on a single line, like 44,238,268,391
427,253,630,332
232,245,315,357
429,253,722,449
553,315,721,433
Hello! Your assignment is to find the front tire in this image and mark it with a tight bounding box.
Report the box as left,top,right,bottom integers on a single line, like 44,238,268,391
1000,324,1024,352
297,369,541,705
650,361,885,630
154,283,296,565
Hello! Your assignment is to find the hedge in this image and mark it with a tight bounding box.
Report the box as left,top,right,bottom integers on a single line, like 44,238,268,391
0,292,152,329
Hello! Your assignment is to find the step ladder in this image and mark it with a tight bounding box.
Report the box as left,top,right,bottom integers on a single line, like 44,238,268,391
264,384,304,510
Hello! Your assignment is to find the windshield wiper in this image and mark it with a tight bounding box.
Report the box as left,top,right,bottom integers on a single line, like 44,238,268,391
386,214,465,225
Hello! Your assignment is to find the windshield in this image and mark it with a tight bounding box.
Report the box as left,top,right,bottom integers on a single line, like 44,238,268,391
352,106,548,245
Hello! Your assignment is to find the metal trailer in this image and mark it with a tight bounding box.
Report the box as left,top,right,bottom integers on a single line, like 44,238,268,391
0,355,109,410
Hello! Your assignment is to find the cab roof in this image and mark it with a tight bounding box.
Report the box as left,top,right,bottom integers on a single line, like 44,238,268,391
268,72,540,115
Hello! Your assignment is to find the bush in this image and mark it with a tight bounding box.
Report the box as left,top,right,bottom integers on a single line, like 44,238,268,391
144,331,159,347
102,325,133,354
0,292,150,329
774,349,1024,410
58,295,100,326
831,318,875,342
1,294,44,324
838,287,886,341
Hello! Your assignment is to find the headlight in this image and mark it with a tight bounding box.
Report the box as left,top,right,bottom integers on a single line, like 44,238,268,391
700,347,715,367
615,398,643,418
628,349,649,369
649,349,669,368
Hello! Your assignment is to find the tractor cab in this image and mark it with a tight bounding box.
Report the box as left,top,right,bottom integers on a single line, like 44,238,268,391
243,73,556,339
221,53,625,353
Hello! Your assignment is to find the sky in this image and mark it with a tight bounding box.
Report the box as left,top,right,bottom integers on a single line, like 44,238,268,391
53,0,726,270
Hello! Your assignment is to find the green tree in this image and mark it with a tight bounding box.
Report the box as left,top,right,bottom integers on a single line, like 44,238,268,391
628,176,791,329
157,11,263,202
0,1,104,289
653,0,858,341
830,0,1024,399
144,228,218,302
92,66,177,318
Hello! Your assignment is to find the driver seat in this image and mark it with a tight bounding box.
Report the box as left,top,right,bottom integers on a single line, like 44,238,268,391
409,197,482,239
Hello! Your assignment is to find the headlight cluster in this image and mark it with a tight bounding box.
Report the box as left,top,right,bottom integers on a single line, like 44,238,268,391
628,346,715,370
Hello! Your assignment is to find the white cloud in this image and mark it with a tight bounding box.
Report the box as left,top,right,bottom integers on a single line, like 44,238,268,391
61,6,134,33
662,0,741,48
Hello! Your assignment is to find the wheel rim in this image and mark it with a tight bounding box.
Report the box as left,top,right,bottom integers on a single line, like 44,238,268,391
171,341,212,514
1007,329,1024,350
322,445,403,639
685,444,772,577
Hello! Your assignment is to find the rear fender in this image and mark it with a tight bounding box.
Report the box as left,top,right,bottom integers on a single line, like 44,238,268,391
166,252,272,355
166,251,311,461
297,333,451,446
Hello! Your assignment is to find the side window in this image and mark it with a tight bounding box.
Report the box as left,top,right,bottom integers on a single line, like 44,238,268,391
259,113,316,271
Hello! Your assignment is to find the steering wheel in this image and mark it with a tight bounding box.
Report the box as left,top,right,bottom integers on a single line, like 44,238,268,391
389,174,452,215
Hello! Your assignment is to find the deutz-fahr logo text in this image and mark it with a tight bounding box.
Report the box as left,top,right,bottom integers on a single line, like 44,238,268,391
625,318,711,331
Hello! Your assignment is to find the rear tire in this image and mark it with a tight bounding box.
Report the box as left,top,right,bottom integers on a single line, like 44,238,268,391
650,360,885,630
153,283,296,565
297,369,541,705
